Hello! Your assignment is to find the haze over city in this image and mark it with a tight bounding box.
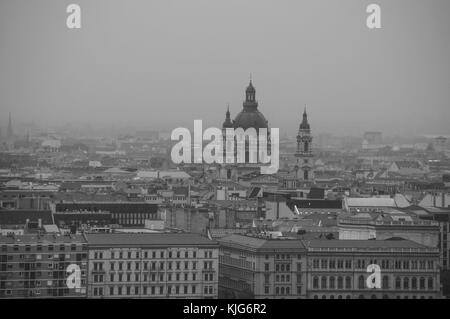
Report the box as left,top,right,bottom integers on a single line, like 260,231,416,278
1,0,450,137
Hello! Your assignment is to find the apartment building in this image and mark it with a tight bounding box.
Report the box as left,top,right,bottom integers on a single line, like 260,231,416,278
86,233,218,298
218,234,307,299
0,233,88,298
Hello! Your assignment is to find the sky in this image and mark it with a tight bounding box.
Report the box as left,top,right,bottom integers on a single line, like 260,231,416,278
0,0,449,137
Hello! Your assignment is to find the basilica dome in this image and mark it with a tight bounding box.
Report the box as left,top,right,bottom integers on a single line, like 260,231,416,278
225,80,269,130
233,109,268,130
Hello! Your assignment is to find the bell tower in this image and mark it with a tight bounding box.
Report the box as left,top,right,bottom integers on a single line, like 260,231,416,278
295,107,314,181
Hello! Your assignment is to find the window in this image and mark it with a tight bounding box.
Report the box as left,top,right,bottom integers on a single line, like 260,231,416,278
420,277,425,290
395,277,401,289
329,260,336,269
428,278,433,290
345,277,351,289
329,277,335,289
358,276,365,289
313,276,319,289
321,276,327,289
313,259,319,269
382,276,389,289
403,277,409,290
337,277,343,289
412,277,418,290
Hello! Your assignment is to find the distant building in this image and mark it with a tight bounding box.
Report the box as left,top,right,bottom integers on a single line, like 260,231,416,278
55,202,158,227
387,160,428,176
0,190,55,210
344,197,399,213
432,136,447,153
338,211,440,247
86,233,218,299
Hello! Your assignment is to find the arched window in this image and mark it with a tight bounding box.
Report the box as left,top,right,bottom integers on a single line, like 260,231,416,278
321,276,327,289
286,287,290,295
371,294,377,299
280,287,285,295
403,277,409,290
337,276,343,289
322,295,326,299
304,141,309,153
382,276,389,289
358,275,365,289
314,295,318,299
358,295,365,299
330,295,335,299
395,277,401,289
420,277,425,290
275,287,279,295
313,276,319,289
382,294,389,299
412,277,418,290
428,278,433,290
338,295,342,299
345,276,351,289
329,277,336,289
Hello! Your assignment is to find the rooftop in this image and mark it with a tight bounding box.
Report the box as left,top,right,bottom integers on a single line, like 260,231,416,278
219,234,306,251
86,233,218,247
0,233,86,245
303,239,434,251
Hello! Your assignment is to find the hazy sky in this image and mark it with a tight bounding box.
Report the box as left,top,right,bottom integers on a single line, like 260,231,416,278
1,0,449,137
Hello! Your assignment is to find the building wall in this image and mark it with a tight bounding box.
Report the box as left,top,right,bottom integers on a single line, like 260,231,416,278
306,250,441,299
219,244,307,299
87,245,218,299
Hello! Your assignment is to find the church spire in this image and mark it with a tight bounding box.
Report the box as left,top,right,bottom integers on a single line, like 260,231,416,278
300,105,310,130
244,78,258,109
222,104,233,128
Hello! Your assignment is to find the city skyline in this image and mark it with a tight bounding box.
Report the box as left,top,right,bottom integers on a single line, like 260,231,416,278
1,0,450,136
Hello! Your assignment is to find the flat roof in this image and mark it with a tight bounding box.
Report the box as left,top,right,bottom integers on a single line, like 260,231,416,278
303,239,430,249
0,234,86,245
86,233,218,247
219,234,306,251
